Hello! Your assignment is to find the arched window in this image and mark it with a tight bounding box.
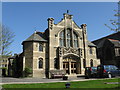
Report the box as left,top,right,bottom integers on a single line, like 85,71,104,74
38,58,43,69
83,59,86,68
73,32,78,48
59,29,78,48
90,59,93,67
59,31,65,46
54,58,58,69
39,43,43,52
89,47,93,54
67,29,72,47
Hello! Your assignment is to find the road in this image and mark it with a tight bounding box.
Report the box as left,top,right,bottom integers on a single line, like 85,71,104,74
1,76,119,85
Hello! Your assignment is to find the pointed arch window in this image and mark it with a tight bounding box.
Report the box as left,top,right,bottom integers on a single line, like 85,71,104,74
38,58,43,69
59,29,78,48
73,32,78,48
83,59,86,68
59,31,65,46
89,47,93,54
54,58,58,69
67,29,72,47
39,43,43,52
90,59,93,67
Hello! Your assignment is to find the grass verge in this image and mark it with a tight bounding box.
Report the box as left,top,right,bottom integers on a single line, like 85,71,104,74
2,78,120,89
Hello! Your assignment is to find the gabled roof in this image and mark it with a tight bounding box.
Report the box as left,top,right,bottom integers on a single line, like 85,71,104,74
108,39,120,47
92,32,120,45
96,38,120,48
22,32,47,44
97,39,106,48
56,19,81,30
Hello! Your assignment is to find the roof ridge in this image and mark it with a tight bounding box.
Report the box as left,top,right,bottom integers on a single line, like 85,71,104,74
92,32,120,42
108,39,119,42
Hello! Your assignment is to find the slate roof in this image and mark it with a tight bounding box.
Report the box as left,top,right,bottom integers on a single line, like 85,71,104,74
92,32,120,45
22,32,47,44
87,41,96,47
97,39,106,48
96,39,120,48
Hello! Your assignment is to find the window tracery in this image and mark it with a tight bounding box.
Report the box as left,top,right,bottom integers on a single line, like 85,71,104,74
59,29,78,48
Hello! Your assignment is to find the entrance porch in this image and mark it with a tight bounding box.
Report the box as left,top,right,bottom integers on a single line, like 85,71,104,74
62,54,81,75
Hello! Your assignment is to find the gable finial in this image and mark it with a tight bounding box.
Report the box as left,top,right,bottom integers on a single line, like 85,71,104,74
34,30,37,34
34,27,37,34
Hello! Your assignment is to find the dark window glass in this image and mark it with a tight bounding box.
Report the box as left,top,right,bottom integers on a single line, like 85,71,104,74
74,63,76,68
71,63,73,68
83,59,86,68
90,60,93,67
63,64,65,68
54,58,58,69
66,64,69,68
59,31,65,46
73,32,78,48
39,44,43,52
38,58,43,69
66,29,72,47
59,29,78,48
89,47,93,54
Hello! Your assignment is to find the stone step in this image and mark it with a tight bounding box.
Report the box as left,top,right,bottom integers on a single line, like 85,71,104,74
67,75,78,79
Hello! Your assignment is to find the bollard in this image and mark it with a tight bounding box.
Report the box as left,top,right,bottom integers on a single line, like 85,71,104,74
65,82,70,88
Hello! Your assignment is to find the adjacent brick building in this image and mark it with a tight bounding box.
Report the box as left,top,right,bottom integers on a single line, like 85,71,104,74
92,32,120,69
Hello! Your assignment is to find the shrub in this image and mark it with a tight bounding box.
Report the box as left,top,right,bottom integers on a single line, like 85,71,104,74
23,67,32,77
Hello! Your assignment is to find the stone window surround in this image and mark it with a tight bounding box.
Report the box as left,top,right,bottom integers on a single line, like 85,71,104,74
59,28,78,48
39,43,44,52
38,58,43,69
89,47,93,54
54,58,58,69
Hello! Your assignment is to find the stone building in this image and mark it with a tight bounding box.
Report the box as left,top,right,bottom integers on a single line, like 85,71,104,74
0,55,11,76
92,32,120,69
0,56,8,68
8,53,23,77
18,12,100,78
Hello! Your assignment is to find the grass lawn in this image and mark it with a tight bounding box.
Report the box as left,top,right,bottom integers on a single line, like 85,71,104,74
2,78,120,89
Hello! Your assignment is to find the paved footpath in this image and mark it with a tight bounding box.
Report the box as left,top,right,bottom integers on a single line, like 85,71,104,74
0,76,119,85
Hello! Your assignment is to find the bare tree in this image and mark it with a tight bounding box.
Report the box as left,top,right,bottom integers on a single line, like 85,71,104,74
105,2,120,32
0,24,15,56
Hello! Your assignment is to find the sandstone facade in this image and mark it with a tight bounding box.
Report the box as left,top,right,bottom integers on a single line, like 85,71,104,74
22,12,100,78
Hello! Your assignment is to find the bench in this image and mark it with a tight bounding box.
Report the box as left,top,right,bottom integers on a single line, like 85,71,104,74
51,73,65,79
50,70,66,79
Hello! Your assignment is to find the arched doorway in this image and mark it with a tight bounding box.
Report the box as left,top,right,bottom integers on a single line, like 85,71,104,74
63,54,80,75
